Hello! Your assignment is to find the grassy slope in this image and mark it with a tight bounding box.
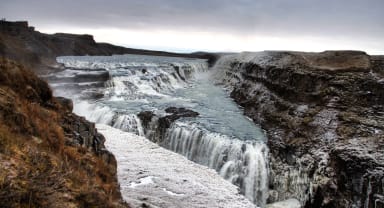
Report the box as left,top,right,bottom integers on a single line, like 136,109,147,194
0,58,128,208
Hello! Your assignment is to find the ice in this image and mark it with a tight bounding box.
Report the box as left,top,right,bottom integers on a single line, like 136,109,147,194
97,124,256,208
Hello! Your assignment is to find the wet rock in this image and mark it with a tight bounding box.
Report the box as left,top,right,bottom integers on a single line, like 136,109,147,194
137,111,155,129
137,107,199,143
82,91,105,100
165,107,199,118
75,70,110,82
160,107,199,129
173,66,186,81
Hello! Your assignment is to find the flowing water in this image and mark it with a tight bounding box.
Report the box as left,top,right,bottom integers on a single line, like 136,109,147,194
47,54,269,207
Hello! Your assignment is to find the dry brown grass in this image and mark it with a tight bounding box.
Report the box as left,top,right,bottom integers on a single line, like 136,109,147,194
0,58,127,208
23,101,65,152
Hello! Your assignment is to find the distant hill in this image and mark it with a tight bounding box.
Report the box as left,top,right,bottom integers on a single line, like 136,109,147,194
0,20,219,73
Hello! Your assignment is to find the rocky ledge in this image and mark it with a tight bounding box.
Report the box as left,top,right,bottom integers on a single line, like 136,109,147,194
213,51,384,208
0,58,127,207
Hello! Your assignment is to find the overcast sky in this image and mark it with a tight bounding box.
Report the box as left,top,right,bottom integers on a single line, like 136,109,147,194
2,0,383,54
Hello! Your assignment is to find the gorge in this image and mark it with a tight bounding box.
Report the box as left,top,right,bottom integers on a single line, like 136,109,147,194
46,54,269,207
45,51,384,207
0,20,384,208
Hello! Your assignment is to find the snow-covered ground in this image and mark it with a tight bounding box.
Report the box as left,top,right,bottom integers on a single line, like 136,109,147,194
97,124,256,208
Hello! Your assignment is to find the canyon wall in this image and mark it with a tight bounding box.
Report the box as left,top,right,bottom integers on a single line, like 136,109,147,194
213,51,384,207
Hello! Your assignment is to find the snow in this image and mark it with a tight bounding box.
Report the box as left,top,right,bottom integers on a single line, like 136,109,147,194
129,176,155,188
97,124,256,208
266,199,301,208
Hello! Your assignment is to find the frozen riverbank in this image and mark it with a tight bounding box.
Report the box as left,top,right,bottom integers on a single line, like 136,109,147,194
97,124,256,208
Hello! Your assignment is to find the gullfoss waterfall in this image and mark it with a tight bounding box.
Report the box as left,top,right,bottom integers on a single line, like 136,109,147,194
47,54,269,206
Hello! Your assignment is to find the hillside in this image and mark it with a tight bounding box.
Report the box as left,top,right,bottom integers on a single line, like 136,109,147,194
0,58,128,207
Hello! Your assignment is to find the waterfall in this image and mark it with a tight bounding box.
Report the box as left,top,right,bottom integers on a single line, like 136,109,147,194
73,101,145,136
112,114,145,136
52,55,208,136
161,122,269,207
51,54,270,207
102,62,208,100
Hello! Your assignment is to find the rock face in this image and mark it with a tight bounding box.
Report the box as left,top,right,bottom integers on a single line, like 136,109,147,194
213,51,384,208
0,58,127,207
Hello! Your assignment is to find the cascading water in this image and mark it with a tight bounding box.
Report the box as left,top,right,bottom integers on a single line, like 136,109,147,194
47,54,269,207
162,122,269,205
73,101,145,136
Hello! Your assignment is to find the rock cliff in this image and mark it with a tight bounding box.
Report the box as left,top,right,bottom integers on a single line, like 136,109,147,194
213,51,384,208
0,58,128,207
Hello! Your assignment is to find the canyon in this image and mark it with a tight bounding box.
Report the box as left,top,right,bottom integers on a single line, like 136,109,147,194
1,20,383,208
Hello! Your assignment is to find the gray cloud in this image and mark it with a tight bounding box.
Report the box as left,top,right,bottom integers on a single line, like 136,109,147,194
1,0,384,44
